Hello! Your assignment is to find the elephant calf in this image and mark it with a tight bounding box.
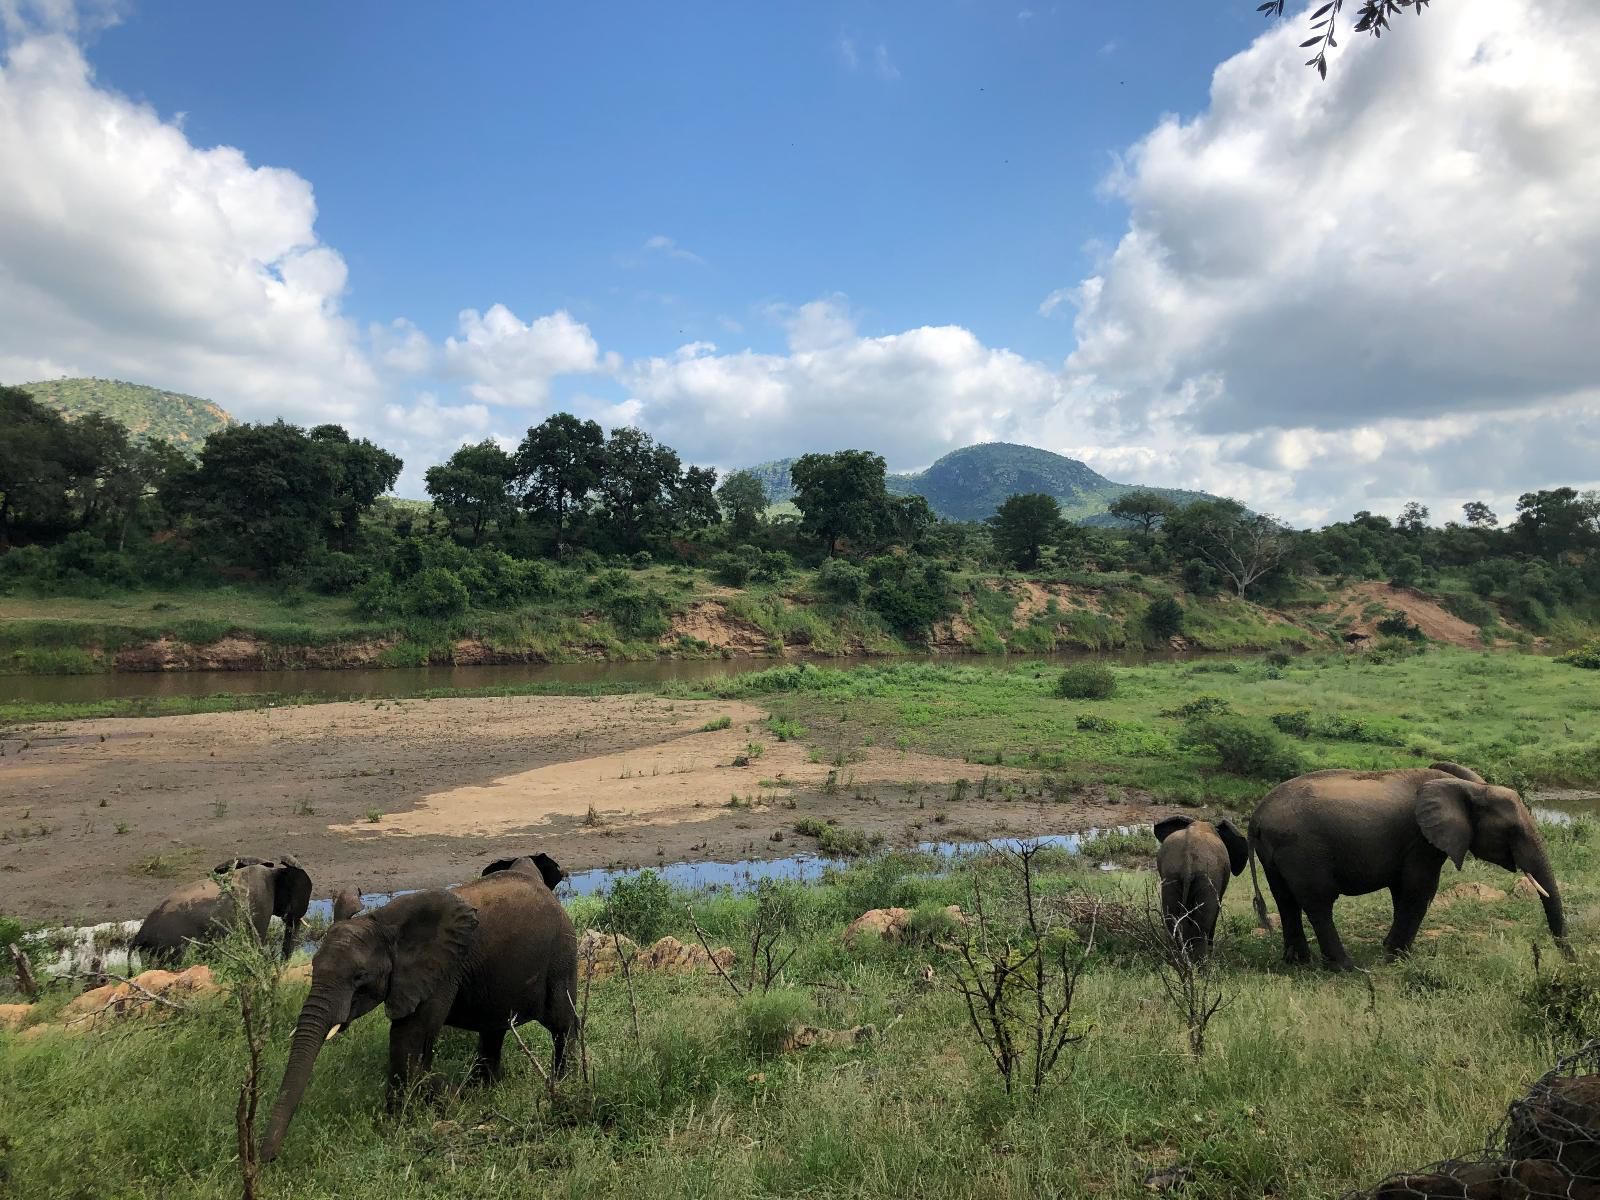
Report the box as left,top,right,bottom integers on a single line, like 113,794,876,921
1154,815,1248,957
331,887,363,923
261,854,578,1163
1248,763,1567,969
132,855,312,966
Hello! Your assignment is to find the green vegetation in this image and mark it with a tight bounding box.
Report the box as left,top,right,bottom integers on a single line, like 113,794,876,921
681,649,1600,806
19,377,232,452
3,825,1596,1198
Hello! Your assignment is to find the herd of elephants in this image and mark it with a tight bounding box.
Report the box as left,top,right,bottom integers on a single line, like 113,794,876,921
123,762,1570,1164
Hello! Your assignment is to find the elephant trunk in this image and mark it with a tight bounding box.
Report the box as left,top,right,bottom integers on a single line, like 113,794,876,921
260,983,348,1163
1515,841,1567,945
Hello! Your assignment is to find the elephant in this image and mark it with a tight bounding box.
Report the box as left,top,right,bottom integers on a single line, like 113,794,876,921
260,855,579,1163
481,852,565,890
331,887,363,923
132,855,312,966
1153,814,1249,957
1247,763,1567,969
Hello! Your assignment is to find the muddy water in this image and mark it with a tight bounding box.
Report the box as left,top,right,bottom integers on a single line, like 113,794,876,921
0,648,1205,706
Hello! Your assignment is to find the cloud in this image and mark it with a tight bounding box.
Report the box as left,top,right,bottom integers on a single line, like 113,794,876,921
0,0,122,39
874,44,900,82
0,31,376,426
370,318,432,373
1069,0,1600,436
443,303,611,408
1037,288,1073,318
837,35,858,71
1018,10,1035,24
636,234,705,266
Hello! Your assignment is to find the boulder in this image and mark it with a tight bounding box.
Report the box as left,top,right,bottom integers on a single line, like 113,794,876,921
640,936,735,976
62,983,124,1020
0,1003,33,1032
843,908,910,945
784,1023,878,1053
1437,882,1508,907
577,930,639,981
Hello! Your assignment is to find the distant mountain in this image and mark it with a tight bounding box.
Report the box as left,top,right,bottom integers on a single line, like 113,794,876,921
18,377,233,455
744,442,1218,525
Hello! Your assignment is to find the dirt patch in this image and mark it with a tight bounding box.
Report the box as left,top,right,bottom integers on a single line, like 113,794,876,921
0,694,1174,923
1317,581,1496,649
928,614,977,651
1008,581,1103,623
661,600,775,655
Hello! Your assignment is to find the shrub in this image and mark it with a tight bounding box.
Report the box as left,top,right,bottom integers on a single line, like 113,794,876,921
817,558,867,602
306,550,367,595
751,551,792,584
630,550,653,570
793,818,882,858
1368,635,1424,664
352,572,404,618
711,551,754,587
866,555,954,637
602,588,670,639
1055,663,1116,700
906,902,959,945
602,870,677,944
1443,591,1498,628
1271,709,1380,742
1559,640,1600,669
1180,715,1304,779
1520,953,1600,1043
1143,597,1185,640
1075,714,1117,733
738,988,809,1057
1375,610,1425,640
407,567,469,617
1161,694,1231,719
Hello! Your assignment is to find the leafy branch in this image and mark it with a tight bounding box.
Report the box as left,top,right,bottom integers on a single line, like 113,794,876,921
1259,0,1432,78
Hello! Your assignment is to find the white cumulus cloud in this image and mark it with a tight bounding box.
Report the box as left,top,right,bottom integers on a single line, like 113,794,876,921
444,304,611,409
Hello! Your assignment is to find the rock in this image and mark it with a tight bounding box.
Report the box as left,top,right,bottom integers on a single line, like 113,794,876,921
1143,1164,1193,1193
1514,875,1550,899
0,1003,33,1032
576,930,639,981
128,969,181,995
1437,882,1507,907
843,908,911,945
639,936,735,976
784,1023,879,1052
168,964,220,997
62,983,123,1020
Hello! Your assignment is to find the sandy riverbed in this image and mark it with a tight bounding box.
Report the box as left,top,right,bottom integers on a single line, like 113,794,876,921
0,693,1165,922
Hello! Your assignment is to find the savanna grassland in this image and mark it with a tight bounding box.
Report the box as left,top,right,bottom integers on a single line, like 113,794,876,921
1,820,1597,1200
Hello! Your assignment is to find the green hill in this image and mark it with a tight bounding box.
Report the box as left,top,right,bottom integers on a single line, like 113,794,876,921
746,442,1217,524
18,377,233,454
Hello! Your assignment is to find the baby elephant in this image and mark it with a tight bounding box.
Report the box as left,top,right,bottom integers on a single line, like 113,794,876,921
331,887,363,923
1154,815,1249,957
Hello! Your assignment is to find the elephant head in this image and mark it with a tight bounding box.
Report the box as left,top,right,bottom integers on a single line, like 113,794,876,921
480,853,565,891
1153,815,1249,875
331,887,363,923
1414,776,1566,941
216,855,313,957
260,889,478,1163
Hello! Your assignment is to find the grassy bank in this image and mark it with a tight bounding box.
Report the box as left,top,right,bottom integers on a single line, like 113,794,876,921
677,648,1600,805
2,825,1595,1199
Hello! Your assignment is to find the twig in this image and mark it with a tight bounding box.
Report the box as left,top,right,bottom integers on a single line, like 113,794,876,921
10,944,37,1001
610,928,642,1049
508,1016,556,1104
64,972,195,1025
687,909,745,997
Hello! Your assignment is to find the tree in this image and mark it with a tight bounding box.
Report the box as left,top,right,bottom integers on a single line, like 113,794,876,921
1462,501,1498,529
988,493,1065,569
716,469,769,541
1260,0,1432,80
103,438,188,552
515,414,605,554
1513,488,1597,560
597,427,681,550
789,450,890,557
1396,501,1430,535
0,386,102,543
309,425,403,551
1165,499,1290,600
886,494,936,548
1106,489,1177,535
425,440,518,545
671,465,721,533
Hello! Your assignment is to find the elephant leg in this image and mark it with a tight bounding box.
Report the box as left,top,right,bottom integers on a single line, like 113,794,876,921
386,1010,447,1112
1264,867,1311,964
1384,857,1443,958
470,1027,507,1085
1302,897,1354,970
279,917,300,960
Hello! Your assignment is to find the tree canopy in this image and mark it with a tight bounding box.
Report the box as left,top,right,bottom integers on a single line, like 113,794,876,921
988,493,1065,569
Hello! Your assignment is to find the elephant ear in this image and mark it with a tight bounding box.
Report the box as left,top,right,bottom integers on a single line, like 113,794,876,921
530,853,566,891
1429,762,1486,784
1215,820,1249,876
271,859,313,923
377,890,478,1021
480,857,520,877
214,855,266,875
1415,779,1477,870
1153,815,1195,843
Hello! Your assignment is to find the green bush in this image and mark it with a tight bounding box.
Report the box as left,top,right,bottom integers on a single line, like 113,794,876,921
1143,597,1185,640
865,555,953,637
793,818,882,858
407,567,469,617
1375,610,1425,641
817,558,868,602
602,870,677,944
752,551,793,584
1271,709,1382,743
1368,635,1425,664
1559,640,1600,669
1160,694,1231,719
1075,713,1117,733
352,572,404,618
906,902,958,945
1180,715,1304,779
738,988,809,1057
306,550,367,595
711,551,754,587
601,588,670,639
1520,953,1600,1043
630,550,653,570
1443,591,1498,628
1054,663,1116,700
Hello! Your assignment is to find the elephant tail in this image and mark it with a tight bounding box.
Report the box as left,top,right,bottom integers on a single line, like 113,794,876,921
1247,832,1270,930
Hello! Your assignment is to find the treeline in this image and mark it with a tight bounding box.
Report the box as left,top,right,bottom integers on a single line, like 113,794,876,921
2,384,1597,637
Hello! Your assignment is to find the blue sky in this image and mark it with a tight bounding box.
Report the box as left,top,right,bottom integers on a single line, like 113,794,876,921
2,0,1597,523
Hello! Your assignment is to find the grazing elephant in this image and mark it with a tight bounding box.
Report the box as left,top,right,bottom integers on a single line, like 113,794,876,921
260,856,579,1163
331,887,363,923
1154,815,1249,957
1248,763,1567,969
480,852,565,890
132,856,312,966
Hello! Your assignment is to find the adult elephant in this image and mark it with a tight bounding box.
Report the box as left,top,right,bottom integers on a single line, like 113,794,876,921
260,856,579,1163
480,852,565,890
1248,763,1567,968
132,855,312,966
1154,815,1248,958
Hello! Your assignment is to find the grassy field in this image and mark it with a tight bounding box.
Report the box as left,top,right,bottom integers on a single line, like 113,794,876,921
2,824,1595,1199
681,647,1600,807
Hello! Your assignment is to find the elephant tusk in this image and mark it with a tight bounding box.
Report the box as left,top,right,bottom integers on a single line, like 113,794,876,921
324,1023,343,1042
1524,873,1551,899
